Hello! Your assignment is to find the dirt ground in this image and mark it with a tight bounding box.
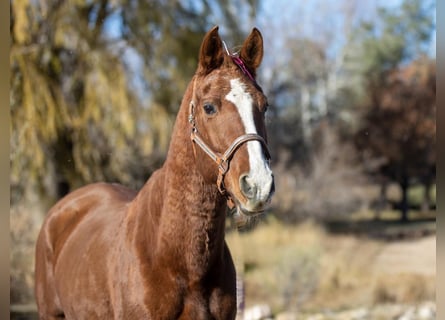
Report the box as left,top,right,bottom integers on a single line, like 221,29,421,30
374,235,436,276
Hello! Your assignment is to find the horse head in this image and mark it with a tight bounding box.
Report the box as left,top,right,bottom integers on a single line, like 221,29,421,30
188,26,274,217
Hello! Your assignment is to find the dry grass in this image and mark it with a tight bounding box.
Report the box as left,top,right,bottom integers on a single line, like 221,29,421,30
11,203,435,314
10,205,43,304
373,273,435,304
226,218,436,314
228,220,324,312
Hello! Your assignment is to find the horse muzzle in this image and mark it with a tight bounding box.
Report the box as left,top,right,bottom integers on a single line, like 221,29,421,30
237,171,275,215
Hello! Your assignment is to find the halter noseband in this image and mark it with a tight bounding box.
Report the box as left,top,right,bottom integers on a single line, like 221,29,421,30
188,53,271,196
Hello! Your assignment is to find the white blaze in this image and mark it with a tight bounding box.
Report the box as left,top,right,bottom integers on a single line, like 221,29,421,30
225,78,273,200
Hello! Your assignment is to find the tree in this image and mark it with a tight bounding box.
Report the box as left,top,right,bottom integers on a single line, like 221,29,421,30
10,0,257,207
258,0,376,167
345,0,435,220
255,0,377,221
355,58,435,221
11,0,143,205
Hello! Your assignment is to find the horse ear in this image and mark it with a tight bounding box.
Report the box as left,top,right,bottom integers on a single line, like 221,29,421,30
198,26,224,75
239,28,264,76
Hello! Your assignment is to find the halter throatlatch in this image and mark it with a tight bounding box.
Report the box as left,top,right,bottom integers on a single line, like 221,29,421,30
188,52,271,198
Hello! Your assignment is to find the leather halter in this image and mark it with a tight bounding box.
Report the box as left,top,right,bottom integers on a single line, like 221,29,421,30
188,82,271,196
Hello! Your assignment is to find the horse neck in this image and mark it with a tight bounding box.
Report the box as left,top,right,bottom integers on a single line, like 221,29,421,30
162,75,227,229
131,77,228,272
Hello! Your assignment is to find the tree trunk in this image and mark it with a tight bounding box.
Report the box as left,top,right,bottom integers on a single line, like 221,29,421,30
400,175,409,222
421,180,432,213
301,85,311,141
375,180,387,220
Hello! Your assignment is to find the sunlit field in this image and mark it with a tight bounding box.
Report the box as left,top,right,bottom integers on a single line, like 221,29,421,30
226,216,435,317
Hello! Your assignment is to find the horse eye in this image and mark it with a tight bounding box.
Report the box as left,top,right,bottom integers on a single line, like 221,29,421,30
203,103,216,115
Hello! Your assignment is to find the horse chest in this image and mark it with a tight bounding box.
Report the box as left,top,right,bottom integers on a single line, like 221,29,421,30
137,252,236,319
147,286,236,320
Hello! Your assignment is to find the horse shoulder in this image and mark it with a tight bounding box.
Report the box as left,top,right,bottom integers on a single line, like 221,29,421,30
126,168,166,246
41,182,136,263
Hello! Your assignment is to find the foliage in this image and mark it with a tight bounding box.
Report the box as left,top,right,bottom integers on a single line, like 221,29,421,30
356,58,435,181
344,0,435,220
10,0,257,206
345,0,435,89
355,58,435,220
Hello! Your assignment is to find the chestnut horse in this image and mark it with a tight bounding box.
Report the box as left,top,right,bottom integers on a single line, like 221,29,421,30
35,26,274,320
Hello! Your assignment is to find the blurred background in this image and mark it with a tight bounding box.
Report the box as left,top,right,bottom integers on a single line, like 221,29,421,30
10,0,436,319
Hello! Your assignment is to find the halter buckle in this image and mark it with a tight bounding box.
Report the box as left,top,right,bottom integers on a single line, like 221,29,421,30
218,160,229,175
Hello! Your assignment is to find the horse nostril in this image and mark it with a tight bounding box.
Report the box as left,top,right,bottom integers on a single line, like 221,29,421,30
239,174,257,199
